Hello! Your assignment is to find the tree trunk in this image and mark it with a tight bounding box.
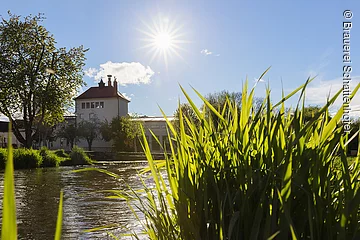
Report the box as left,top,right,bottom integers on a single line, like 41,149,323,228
24,127,33,148
87,139,92,151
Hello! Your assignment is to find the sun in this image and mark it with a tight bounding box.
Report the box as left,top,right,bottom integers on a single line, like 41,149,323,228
154,32,172,50
138,15,188,67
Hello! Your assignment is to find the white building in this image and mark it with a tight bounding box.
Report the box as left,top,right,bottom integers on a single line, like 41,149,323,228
0,121,22,148
133,116,174,153
75,75,130,122
54,75,173,152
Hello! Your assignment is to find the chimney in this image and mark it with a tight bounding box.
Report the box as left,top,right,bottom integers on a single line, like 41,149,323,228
107,74,112,87
114,76,118,93
98,78,105,88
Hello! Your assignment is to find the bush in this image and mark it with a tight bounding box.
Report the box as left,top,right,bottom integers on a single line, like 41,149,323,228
39,147,63,167
13,148,42,169
119,76,360,239
0,148,7,169
68,146,92,165
54,149,69,158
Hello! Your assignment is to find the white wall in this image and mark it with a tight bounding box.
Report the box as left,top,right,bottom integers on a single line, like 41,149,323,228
76,97,128,122
74,97,129,151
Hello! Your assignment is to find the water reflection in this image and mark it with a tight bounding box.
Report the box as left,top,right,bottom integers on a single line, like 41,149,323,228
0,163,148,239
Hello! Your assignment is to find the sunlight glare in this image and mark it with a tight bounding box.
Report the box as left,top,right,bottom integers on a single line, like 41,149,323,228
138,15,188,68
154,32,172,50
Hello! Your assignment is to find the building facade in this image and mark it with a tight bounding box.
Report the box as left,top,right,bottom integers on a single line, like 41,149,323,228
75,75,130,122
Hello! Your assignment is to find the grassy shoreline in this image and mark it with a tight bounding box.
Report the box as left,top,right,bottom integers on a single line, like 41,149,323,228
0,146,93,170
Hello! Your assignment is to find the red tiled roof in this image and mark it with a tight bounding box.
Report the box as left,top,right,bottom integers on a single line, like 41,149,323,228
74,86,130,102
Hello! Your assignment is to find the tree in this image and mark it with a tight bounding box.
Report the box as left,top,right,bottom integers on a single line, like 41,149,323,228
202,90,263,127
303,106,322,122
0,12,87,148
100,116,143,151
173,103,200,135
33,121,56,148
77,118,100,151
56,123,78,149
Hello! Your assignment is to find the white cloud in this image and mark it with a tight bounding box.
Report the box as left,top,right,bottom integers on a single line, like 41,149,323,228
84,67,98,78
305,48,333,81
201,49,221,57
304,76,360,117
86,61,155,86
200,49,213,56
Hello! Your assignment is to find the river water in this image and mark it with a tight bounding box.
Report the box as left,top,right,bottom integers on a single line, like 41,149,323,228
0,162,150,239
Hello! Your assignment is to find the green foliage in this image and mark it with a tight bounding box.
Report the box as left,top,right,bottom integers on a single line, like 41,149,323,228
203,90,263,128
303,105,322,122
39,146,63,167
56,123,77,149
0,148,72,169
13,148,42,169
0,12,87,148
54,149,69,158
173,103,199,135
100,116,143,151
69,146,93,165
0,148,7,169
116,74,360,239
77,118,101,151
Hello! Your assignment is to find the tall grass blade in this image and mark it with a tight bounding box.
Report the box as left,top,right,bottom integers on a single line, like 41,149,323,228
54,190,63,240
1,122,17,240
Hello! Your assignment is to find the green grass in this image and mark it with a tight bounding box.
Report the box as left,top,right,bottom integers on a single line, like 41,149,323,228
109,74,360,239
54,149,69,158
67,145,93,165
39,147,64,167
0,146,93,169
13,148,43,169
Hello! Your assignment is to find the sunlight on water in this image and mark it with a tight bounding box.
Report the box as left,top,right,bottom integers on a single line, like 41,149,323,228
0,163,148,239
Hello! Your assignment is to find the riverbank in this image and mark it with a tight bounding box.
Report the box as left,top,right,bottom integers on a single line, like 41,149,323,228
0,146,165,170
0,146,93,170
88,151,169,161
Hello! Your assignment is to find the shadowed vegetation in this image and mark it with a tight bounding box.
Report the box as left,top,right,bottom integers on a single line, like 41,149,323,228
108,72,360,239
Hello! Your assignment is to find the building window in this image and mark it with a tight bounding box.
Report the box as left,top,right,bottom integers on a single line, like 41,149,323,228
89,113,95,119
95,102,99,108
79,114,83,119
100,102,104,108
86,102,90,109
81,102,85,109
91,102,95,108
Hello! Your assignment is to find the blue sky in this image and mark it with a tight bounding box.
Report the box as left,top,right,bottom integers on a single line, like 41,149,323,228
2,1,360,116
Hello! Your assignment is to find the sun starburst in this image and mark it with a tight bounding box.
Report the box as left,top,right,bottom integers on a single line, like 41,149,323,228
138,15,188,68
